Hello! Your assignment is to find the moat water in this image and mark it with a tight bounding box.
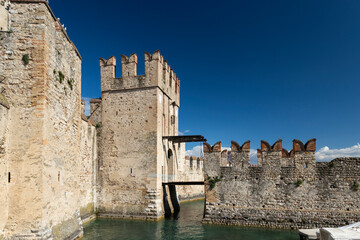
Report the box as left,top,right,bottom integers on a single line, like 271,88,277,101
83,200,298,240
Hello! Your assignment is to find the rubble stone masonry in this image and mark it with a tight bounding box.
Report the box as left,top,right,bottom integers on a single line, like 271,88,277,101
97,51,186,220
203,139,360,229
0,1,96,239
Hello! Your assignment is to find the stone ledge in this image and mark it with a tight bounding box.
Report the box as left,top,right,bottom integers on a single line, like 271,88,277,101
81,214,96,225
97,213,163,221
299,229,319,240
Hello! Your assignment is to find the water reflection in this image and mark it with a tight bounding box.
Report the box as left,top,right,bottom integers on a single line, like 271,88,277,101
83,200,298,240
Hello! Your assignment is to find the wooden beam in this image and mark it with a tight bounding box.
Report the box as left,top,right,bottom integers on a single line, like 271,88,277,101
162,135,207,143
162,181,204,186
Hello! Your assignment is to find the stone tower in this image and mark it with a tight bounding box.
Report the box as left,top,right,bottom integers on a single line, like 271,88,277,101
98,51,181,219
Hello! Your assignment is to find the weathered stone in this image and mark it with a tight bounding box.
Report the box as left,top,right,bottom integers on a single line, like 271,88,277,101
203,140,360,229
0,1,96,239
0,1,204,239
96,51,203,220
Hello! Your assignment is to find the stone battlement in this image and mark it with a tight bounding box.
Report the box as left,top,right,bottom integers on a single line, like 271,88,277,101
204,139,316,169
100,50,180,106
185,156,204,170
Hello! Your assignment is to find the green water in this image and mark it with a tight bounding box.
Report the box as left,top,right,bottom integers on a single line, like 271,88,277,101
83,200,299,240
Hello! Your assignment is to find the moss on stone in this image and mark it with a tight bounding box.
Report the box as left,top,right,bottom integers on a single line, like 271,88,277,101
0,93,9,109
52,216,80,240
80,202,94,218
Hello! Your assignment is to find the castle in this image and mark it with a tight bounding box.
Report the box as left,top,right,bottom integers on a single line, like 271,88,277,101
0,1,203,239
1,1,359,239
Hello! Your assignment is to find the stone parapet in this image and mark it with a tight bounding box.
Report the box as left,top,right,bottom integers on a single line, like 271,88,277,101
99,50,180,106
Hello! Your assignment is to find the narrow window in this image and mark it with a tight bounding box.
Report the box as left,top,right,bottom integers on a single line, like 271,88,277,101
130,168,133,174
162,166,164,181
162,114,165,135
8,172,10,183
58,171,60,182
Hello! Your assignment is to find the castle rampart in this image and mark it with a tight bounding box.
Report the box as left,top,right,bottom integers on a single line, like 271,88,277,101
0,1,96,239
203,139,360,229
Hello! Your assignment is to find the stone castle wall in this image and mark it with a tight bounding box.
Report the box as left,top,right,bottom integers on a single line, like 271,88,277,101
79,116,97,221
177,155,205,201
0,1,97,239
0,95,9,238
99,86,161,219
0,1,201,238
203,139,360,229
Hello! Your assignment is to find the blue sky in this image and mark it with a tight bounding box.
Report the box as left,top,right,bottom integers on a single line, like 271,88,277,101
50,0,360,160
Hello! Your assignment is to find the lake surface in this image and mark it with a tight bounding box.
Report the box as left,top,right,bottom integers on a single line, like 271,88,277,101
83,200,299,240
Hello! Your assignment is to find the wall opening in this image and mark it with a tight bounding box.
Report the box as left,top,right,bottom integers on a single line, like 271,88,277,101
168,149,174,181
162,114,165,135
0,1,10,32
8,172,10,183
162,166,165,181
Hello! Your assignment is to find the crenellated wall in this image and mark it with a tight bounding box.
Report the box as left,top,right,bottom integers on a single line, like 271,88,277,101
176,156,204,201
98,50,183,220
100,51,180,106
203,139,360,229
